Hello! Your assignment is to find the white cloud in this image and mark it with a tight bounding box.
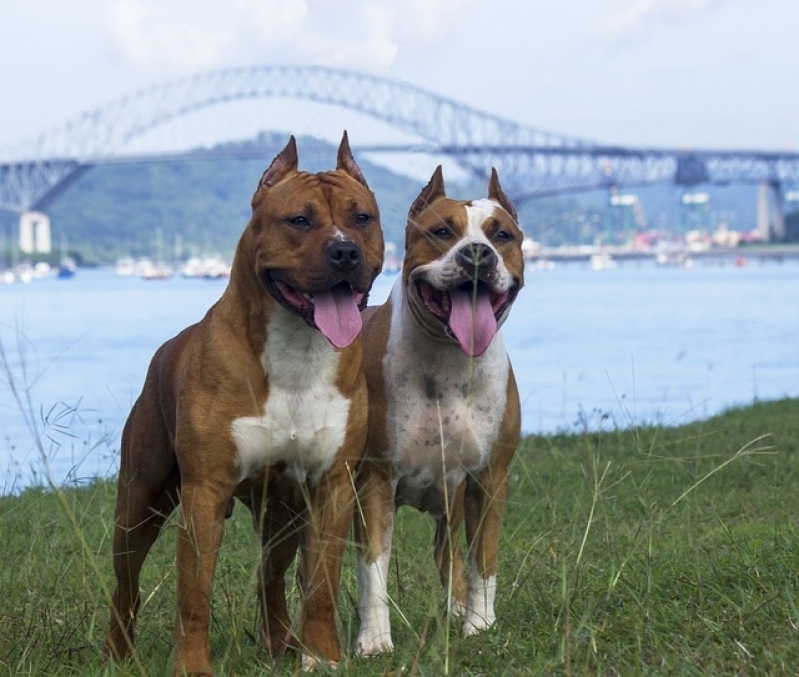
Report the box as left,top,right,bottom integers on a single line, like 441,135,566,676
107,0,477,75
404,0,479,40
237,0,309,45
298,4,399,69
596,0,731,41
109,1,235,72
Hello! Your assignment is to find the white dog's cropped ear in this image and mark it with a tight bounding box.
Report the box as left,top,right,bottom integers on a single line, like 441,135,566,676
258,136,299,191
408,165,446,222
488,168,518,223
336,130,368,187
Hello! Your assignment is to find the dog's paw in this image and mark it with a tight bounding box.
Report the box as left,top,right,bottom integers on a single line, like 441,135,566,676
447,597,467,618
462,611,496,637
355,632,394,657
301,654,338,672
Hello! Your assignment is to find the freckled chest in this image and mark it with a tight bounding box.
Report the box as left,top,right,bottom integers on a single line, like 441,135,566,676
383,290,509,480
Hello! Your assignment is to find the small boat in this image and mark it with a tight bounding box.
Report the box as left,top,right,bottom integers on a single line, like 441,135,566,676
180,256,231,279
57,258,77,279
115,256,136,276
590,252,617,271
141,262,173,280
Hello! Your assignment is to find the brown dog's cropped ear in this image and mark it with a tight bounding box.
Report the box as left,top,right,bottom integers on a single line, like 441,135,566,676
488,168,518,223
257,136,299,191
408,165,446,222
337,130,369,187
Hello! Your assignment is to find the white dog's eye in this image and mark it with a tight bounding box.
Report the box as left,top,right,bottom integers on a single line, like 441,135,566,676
431,226,451,239
494,229,512,242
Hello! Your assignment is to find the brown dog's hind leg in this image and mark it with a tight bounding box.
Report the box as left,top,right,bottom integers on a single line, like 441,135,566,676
105,414,179,662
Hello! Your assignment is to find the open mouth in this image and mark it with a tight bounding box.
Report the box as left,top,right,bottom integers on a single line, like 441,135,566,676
416,279,516,357
264,273,368,348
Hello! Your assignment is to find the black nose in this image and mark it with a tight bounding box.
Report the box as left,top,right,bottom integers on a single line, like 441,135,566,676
326,240,362,271
456,242,497,270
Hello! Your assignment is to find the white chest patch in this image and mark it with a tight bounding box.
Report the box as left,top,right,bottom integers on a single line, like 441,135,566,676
230,310,351,484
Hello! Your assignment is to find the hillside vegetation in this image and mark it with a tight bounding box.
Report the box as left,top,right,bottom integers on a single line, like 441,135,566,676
40,133,426,265
3,129,787,267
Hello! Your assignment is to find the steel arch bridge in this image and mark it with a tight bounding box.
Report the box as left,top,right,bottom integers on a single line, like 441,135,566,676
2,63,799,214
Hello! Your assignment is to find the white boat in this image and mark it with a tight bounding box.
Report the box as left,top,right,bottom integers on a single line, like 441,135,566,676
590,252,617,271
139,259,173,280
115,256,136,276
180,256,231,279
656,252,693,268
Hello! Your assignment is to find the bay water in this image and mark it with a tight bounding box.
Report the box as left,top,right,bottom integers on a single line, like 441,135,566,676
1,257,797,493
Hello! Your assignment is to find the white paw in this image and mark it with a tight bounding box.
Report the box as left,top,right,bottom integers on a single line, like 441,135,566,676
448,597,467,618
462,611,495,637
301,654,338,672
355,631,394,656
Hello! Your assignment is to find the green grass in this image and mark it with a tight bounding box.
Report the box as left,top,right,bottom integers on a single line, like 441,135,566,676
1,398,798,675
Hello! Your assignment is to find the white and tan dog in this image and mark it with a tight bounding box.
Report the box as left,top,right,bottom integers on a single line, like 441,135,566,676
105,133,384,675
354,166,524,654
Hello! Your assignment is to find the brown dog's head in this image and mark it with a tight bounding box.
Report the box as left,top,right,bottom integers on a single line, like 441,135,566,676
403,166,524,357
242,132,384,348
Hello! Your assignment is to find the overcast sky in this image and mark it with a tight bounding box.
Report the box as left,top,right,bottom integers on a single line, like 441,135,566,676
0,0,796,160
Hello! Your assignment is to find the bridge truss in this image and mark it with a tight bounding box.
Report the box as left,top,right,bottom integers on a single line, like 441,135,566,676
2,64,799,212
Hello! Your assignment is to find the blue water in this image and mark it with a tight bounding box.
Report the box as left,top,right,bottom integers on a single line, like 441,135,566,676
1,258,798,493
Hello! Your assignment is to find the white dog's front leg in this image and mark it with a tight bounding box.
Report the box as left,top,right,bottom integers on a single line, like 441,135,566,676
355,522,395,656
462,552,497,636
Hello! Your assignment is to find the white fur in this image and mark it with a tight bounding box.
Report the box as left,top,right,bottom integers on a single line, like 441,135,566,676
355,536,395,656
384,277,509,507
231,309,350,484
466,199,503,236
463,550,497,636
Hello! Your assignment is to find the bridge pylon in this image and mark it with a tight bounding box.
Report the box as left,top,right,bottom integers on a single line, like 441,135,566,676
757,181,786,242
19,211,51,254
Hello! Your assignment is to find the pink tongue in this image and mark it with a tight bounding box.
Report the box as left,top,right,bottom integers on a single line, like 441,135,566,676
448,287,497,357
313,287,363,348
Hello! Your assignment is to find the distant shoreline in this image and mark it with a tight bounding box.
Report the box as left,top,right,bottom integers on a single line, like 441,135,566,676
526,243,799,264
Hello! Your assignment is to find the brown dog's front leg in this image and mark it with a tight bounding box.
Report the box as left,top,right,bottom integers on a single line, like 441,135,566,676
172,481,230,677
257,488,303,657
298,466,355,669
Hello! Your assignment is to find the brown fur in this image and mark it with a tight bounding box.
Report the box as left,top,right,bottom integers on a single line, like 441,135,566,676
104,133,384,675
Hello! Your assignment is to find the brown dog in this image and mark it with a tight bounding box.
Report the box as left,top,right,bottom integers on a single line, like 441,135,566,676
105,133,384,675
354,166,523,654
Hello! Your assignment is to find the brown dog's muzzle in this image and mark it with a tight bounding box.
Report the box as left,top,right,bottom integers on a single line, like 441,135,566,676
326,240,362,273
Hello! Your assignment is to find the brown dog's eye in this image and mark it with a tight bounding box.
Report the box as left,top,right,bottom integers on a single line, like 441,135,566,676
355,213,372,227
288,216,310,229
